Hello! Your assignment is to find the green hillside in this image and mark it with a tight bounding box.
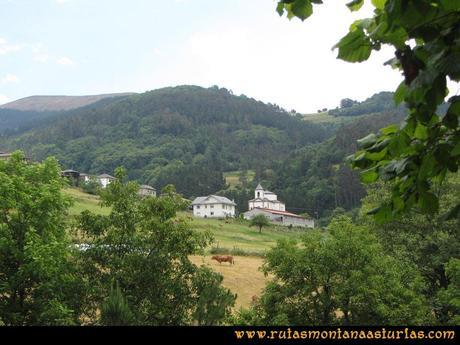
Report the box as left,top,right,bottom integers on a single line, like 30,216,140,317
2,85,332,199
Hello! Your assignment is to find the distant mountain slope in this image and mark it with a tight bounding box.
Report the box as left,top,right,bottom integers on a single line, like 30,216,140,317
0,93,135,112
1,85,332,198
263,108,407,218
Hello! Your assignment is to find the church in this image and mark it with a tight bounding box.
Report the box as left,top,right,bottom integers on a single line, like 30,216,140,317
245,183,314,228
248,183,286,211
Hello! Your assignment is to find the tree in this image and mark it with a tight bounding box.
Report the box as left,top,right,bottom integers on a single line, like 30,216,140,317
437,258,460,325
0,151,83,325
275,1,460,222
191,266,236,325
250,214,270,233
359,173,460,324
235,216,430,325
100,281,135,326
76,167,235,325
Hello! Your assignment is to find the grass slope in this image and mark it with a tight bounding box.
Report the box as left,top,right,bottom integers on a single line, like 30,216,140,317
190,255,267,309
64,187,111,216
64,188,307,308
223,170,255,189
184,214,302,255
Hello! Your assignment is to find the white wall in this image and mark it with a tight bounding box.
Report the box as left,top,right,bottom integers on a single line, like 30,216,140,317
99,177,112,188
249,200,285,211
193,203,235,218
244,208,313,228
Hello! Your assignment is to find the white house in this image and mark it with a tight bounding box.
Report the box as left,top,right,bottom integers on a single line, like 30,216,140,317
244,208,314,228
79,173,91,183
191,195,236,218
138,184,156,197
248,183,286,211
97,173,116,188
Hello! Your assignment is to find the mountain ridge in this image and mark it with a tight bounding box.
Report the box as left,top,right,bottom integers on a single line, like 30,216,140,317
0,93,136,112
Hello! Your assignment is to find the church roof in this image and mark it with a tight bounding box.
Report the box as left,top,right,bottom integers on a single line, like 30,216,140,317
248,198,282,203
255,183,264,190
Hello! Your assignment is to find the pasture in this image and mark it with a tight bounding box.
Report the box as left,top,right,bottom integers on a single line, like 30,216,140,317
223,170,255,188
64,187,307,309
190,255,268,309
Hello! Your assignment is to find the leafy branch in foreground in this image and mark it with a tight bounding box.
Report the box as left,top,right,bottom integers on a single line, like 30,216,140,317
276,0,460,222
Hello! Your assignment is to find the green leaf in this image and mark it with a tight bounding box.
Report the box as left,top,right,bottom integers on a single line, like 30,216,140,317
365,148,388,161
418,191,439,214
380,124,399,135
440,0,460,11
346,0,364,11
360,168,379,183
357,133,377,149
276,2,285,16
291,0,313,21
452,142,460,156
418,153,437,179
414,123,428,140
334,28,372,63
394,82,407,105
371,0,386,10
368,138,391,153
443,99,460,129
370,204,392,223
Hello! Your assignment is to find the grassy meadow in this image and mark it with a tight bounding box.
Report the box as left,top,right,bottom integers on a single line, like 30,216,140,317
63,187,308,308
223,170,255,188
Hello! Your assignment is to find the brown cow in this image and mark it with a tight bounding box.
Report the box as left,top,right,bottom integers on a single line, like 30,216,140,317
211,255,234,265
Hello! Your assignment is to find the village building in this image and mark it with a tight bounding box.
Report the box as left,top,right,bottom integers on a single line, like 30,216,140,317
61,169,80,179
79,173,91,183
244,208,314,228
0,151,12,161
191,195,236,218
138,184,156,197
248,183,286,211
97,173,116,188
244,183,314,228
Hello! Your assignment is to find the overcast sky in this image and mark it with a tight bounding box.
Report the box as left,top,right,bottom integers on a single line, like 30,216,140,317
1,0,409,112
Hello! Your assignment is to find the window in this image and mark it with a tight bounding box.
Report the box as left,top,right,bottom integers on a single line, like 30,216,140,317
196,205,200,209
210,205,214,209
210,212,214,216
257,192,260,198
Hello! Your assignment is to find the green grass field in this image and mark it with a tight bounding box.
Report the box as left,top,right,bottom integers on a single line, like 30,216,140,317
223,170,255,188
63,187,307,308
183,214,303,255
64,187,111,216
64,187,304,254
302,112,365,125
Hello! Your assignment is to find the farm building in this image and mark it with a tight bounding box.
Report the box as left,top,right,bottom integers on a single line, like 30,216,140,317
79,173,91,183
191,195,236,218
97,173,116,188
243,208,314,228
138,185,156,197
0,151,12,160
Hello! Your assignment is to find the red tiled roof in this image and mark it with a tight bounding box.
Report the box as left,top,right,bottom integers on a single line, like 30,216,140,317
254,208,306,219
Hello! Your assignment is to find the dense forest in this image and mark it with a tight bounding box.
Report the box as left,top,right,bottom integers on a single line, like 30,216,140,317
1,85,410,218
1,85,332,197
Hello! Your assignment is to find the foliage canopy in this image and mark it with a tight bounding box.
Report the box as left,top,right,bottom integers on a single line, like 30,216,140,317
276,0,460,222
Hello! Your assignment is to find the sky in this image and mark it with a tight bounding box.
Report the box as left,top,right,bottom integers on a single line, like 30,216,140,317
0,0,410,113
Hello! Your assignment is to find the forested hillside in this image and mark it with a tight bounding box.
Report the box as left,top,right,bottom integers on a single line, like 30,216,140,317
1,85,332,198
247,108,408,219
